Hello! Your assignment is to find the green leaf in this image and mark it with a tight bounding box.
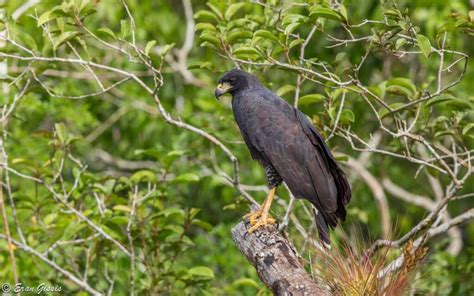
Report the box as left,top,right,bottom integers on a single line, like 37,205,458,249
97,28,116,40
281,14,306,26
469,10,474,22
284,22,301,35
443,98,473,110
199,34,220,47
233,278,259,288
276,85,295,97
172,173,200,184
206,3,224,20
12,158,27,165
223,203,237,211
194,10,219,22
55,123,68,144
395,38,407,50
93,179,116,195
226,18,249,31
462,123,474,135
134,148,162,159
130,170,157,184
369,83,386,100
37,10,57,26
288,38,304,49
78,0,92,12
309,7,342,22
253,29,278,42
62,222,86,240
158,43,175,56
339,109,355,124
188,266,215,279
328,106,336,120
187,61,213,71
386,78,417,99
43,213,57,225
53,31,81,50
159,208,185,218
416,34,432,58
80,4,97,19
120,19,131,39
163,150,187,167
335,52,346,63
145,40,157,56
225,30,252,43
189,208,201,219
195,23,216,32
191,219,213,231
384,8,401,20
233,46,260,56
426,94,456,107
298,94,325,105
18,32,38,52
110,216,129,226
225,3,245,20
455,18,469,28
435,130,455,138
335,154,349,162
113,205,132,212
398,20,409,31
339,4,348,23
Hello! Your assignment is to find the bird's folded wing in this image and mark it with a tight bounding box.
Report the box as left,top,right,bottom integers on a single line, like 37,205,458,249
243,104,339,213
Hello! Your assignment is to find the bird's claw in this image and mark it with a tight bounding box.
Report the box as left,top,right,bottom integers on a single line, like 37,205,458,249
243,210,262,224
244,210,276,233
246,216,276,233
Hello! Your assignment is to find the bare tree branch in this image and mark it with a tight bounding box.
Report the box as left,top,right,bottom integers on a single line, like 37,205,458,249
0,234,102,295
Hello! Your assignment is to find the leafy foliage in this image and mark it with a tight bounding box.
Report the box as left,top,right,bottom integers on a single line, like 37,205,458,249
0,0,473,295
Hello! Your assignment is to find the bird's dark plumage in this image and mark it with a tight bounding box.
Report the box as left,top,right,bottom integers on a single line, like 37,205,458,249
216,69,351,244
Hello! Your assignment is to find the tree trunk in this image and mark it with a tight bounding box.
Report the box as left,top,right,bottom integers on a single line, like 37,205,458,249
231,221,330,295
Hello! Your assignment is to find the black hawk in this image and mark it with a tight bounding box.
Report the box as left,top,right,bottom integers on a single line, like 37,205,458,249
215,69,351,244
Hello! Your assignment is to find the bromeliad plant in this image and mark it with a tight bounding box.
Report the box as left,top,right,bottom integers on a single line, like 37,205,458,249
314,238,428,296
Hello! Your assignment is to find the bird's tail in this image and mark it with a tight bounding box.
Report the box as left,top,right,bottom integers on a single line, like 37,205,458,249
313,208,331,245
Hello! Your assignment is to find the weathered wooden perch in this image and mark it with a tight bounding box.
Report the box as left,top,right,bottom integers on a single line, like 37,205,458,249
231,221,330,295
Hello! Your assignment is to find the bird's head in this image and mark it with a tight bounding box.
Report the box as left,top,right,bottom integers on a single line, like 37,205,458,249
215,69,262,99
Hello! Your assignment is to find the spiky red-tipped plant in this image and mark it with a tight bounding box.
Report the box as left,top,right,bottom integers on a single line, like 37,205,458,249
313,235,428,296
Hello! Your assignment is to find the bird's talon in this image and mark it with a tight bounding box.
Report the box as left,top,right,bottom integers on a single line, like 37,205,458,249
244,210,262,223
247,216,276,233
249,217,258,225
245,211,275,226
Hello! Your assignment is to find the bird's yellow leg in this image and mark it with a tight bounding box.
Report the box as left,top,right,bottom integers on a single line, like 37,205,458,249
243,188,275,222
245,187,277,233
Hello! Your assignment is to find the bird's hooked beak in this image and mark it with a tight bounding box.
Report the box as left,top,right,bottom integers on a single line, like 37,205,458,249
215,82,232,99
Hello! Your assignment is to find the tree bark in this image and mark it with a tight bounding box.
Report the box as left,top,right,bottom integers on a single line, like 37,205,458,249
231,221,330,295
